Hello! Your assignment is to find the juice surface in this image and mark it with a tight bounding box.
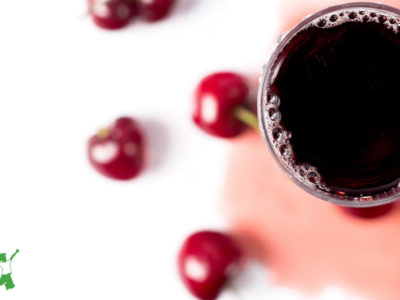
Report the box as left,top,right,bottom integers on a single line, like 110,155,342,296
271,17,400,195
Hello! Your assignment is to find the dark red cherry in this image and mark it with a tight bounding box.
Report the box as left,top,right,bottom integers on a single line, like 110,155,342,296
178,231,243,300
88,117,145,180
139,0,175,22
89,0,138,30
340,202,396,219
192,72,249,138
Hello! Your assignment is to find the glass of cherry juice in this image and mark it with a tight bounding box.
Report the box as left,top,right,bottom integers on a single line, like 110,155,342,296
259,2,400,207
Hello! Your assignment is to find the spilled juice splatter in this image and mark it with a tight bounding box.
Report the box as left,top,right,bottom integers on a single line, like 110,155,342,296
223,131,400,300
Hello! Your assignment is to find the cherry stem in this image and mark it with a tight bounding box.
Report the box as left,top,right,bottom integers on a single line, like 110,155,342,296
233,106,259,132
226,282,244,300
97,128,109,139
80,4,93,19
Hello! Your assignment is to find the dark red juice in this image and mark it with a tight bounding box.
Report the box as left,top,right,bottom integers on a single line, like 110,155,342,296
268,10,400,197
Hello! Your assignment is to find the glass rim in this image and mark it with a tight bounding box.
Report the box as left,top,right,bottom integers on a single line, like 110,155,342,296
257,2,400,208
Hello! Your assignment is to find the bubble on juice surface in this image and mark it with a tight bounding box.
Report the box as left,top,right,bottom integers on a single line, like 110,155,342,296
268,108,280,122
348,12,357,19
379,15,388,23
307,172,319,184
330,15,338,23
266,90,277,104
280,144,289,156
270,95,280,106
317,19,327,27
272,127,283,141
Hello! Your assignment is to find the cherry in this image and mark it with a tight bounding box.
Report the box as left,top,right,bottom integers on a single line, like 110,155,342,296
340,202,396,219
138,0,175,22
88,117,145,180
178,231,243,300
192,72,255,138
89,0,138,30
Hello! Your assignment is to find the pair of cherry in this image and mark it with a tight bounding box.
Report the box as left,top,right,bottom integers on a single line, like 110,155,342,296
89,0,175,30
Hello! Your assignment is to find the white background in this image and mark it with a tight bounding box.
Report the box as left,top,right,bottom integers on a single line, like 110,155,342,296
0,1,364,299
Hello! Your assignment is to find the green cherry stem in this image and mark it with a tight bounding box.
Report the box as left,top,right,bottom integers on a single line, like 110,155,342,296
97,128,109,139
233,106,260,132
81,3,94,19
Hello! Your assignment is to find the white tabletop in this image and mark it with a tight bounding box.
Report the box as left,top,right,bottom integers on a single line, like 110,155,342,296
0,1,364,299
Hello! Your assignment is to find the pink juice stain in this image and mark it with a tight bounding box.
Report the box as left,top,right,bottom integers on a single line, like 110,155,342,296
222,2,400,298
222,131,400,300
